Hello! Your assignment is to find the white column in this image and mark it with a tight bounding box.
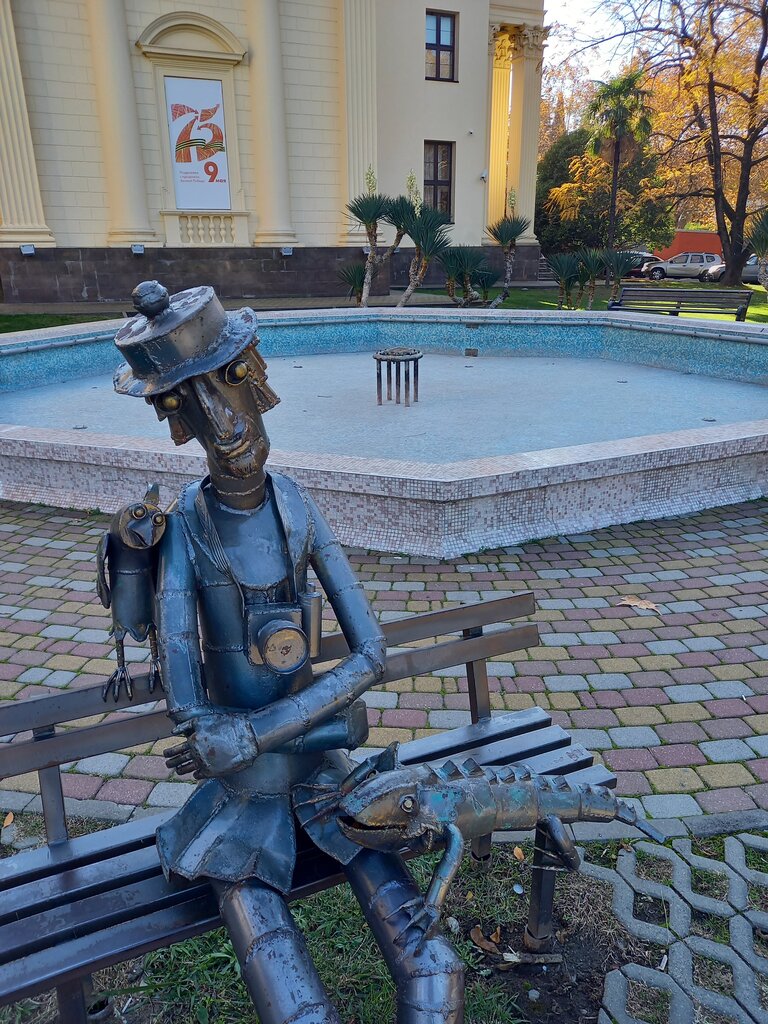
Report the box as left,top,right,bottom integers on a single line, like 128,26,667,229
486,28,513,229
86,0,154,245
508,25,548,244
247,0,297,245
0,0,55,246
339,0,378,242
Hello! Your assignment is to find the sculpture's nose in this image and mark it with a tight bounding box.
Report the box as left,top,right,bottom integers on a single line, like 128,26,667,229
191,376,236,439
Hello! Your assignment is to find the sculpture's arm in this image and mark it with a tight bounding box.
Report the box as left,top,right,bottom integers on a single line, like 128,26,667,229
245,494,386,751
166,497,385,778
155,514,208,723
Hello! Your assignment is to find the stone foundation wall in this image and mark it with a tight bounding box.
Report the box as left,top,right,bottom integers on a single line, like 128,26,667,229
0,247,390,303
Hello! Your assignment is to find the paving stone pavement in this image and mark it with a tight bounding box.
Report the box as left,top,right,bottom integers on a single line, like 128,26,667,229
2,498,768,822
592,832,768,1024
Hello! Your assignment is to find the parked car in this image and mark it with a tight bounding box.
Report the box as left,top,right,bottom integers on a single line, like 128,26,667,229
625,251,658,278
641,252,721,280
627,254,660,278
705,253,760,283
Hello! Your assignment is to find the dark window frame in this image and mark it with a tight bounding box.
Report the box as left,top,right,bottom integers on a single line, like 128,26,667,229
425,11,457,82
423,140,454,221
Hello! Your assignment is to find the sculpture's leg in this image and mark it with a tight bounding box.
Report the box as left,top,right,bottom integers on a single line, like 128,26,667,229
212,878,341,1024
344,850,465,1024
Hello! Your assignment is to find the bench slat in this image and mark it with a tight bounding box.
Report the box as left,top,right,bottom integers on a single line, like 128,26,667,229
0,892,219,1005
320,592,535,662
399,706,550,764
0,811,172,887
566,764,617,788
0,845,162,926
0,625,540,778
0,594,536,735
0,872,202,962
439,724,573,767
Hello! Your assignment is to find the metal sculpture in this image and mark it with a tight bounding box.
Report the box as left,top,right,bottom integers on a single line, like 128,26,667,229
106,280,662,1024
97,483,166,700
108,281,464,1024
304,749,664,949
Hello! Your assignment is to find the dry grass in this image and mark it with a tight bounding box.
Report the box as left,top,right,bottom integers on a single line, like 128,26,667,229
626,980,670,1024
691,956,733,997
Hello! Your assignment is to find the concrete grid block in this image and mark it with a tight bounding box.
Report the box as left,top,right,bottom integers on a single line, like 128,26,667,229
669,935,763,1024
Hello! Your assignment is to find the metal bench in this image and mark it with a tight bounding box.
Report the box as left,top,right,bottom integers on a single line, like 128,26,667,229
0,593,615,1021
608,285,752,321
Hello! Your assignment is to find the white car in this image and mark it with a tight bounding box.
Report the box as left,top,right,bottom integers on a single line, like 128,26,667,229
705,254,760,283
642,252,721,280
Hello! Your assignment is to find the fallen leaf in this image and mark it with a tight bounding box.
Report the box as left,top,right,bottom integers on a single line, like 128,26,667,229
470,925,500,954
490,926,502,944
513,846,525,862
466,891,474,901
2,812,13,828
618,595,659,611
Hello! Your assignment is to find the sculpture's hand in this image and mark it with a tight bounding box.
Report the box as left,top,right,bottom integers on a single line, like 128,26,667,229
164,711,260,779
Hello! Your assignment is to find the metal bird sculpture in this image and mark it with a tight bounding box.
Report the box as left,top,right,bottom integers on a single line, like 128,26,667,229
96,483,167,701
296,746,664,950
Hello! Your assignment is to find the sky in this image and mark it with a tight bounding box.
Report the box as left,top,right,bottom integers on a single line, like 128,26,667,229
543,0,627,77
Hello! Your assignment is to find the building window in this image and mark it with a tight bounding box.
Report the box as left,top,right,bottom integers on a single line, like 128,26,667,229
426,12,456,81
424,141,453,219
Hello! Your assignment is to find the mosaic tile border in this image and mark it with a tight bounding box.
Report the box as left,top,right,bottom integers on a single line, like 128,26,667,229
1,418,766,556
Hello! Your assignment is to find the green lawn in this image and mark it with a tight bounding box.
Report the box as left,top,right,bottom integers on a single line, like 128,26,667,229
0,284,765,335
0,312,118,335
488,282,768,323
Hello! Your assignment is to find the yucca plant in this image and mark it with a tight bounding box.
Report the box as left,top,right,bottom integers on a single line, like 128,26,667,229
384,196,416,239
602,249,637,301
337,262,367,306
396,206,452,307
487,215,530,308
346,192,394,307
748,211,768,291
439,246,487,306
473,268,501,303
546,253,580,309
577,247,608,309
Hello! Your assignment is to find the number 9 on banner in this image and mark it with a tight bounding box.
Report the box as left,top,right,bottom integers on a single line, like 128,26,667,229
204,161,218,183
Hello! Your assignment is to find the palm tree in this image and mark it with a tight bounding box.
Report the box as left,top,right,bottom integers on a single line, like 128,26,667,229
577,248,607,309
748,212,768,292
585,70,652,249
474,268,501,303
602,249,637,302
396,206,451,307
487,214,530,308
337,262,367,306
439,246,486,306
546,253,580,310
346,192,391,306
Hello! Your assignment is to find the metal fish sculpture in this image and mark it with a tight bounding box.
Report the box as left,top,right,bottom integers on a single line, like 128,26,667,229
330,750,663,949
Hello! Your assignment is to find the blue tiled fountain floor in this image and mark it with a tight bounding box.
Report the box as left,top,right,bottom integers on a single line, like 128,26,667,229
6,353,767,461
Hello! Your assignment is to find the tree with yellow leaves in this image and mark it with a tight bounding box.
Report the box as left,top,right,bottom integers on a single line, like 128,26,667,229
608,0,768,284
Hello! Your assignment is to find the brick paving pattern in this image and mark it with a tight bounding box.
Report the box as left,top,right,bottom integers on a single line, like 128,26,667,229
1,498,768,819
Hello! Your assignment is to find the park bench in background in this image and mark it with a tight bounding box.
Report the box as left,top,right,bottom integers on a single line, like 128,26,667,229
0,593,615,1023
608,285,752,320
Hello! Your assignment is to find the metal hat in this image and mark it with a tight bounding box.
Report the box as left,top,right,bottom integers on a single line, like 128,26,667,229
113,280,259,398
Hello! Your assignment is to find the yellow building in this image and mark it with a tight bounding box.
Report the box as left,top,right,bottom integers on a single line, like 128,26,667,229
0,0,546,302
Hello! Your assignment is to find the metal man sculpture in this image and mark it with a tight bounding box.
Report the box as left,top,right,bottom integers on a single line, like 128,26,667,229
111,281,465,1024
